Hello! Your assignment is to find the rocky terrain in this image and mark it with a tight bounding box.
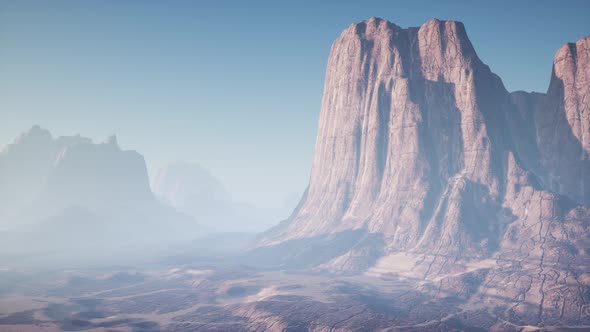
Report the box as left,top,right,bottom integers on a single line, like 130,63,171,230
2,261,589,332
256,18,590,328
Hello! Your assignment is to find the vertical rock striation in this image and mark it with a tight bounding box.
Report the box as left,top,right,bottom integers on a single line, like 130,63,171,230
268,18,519,256
534,37,590,206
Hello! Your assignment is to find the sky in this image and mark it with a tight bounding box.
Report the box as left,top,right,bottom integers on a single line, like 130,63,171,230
0,0,589,211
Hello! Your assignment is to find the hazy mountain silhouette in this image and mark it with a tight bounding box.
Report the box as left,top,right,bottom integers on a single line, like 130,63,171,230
0,127,203,256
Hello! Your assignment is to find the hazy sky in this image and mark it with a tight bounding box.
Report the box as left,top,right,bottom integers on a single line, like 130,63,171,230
1,0,589,210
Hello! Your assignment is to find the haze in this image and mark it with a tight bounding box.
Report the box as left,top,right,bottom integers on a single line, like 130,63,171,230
1,0,588,214
1,1,590,331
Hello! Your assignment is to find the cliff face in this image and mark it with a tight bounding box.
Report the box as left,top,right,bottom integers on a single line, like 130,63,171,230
534,37,590,206
256,18,590,324
268,18,518,256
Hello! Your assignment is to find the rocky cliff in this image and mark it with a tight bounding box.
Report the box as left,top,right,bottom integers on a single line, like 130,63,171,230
256,18,590,325
265,18,527,254
534,37,590,206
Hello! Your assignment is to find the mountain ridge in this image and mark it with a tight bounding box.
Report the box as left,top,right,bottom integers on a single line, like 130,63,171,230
0,126,203,254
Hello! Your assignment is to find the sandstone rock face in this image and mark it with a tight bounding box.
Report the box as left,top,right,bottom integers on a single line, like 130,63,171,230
258,18,590,326
268,18,517,255
534,37,590,206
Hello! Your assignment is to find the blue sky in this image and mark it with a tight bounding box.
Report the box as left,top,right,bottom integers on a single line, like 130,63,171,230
1,0,588,211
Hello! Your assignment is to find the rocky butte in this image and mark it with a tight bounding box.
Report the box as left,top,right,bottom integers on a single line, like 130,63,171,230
255,18,590,325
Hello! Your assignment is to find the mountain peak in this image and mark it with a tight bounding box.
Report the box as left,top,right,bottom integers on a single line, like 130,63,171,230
19,125,53,142
333,17,480,86
422,17,464,27
365,16,384,23
269,18,499,248
554,35,589,64
29,124,45,133
344,17,399,36
106,134,119,146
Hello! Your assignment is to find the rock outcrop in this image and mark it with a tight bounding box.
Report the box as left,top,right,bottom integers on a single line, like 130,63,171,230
265,18,520,254
257,18,590,326
533,37,590,206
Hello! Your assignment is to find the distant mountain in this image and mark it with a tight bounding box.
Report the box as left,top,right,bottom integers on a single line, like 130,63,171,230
153,162,284,232
255,18,590,325
0,127,203,255
153,162,232,225
0,125,84,224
